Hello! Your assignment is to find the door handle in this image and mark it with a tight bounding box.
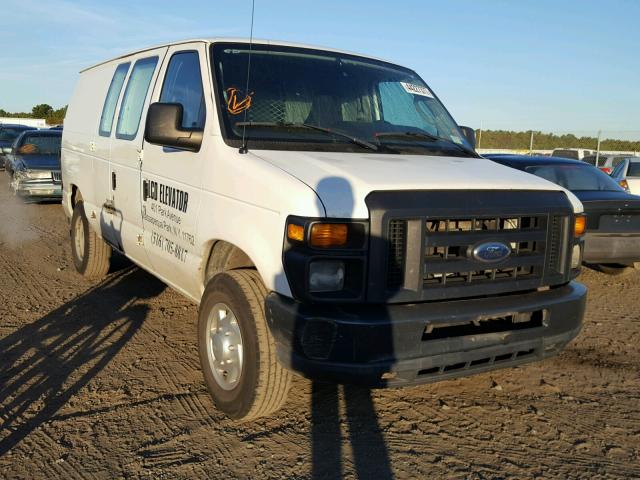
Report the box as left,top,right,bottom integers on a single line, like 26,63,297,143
111,172,117,190
142,180,149,201
103,200,116,215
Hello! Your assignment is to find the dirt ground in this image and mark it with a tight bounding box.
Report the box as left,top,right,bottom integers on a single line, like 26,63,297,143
0,181,638,480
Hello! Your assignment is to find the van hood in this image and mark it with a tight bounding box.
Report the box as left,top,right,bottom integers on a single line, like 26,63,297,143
250,150,583,217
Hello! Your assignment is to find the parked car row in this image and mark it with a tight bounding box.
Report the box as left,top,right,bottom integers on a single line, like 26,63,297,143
2,126,62,201
484,154,640,274
552,148,640,176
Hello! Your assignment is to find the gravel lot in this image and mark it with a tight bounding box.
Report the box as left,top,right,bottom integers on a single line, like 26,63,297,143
0,181,639,479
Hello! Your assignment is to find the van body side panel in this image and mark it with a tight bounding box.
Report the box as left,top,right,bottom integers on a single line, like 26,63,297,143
62,64,117,233
194,142,326,299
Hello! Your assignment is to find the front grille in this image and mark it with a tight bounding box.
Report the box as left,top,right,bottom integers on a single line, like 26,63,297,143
422,215,546,288
384,212,569,301
387,220,407,287
51,171,62,183
366,190,575,303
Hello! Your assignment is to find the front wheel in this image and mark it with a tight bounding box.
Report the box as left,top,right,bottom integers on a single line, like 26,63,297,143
198,270,291,421
70,201,112,279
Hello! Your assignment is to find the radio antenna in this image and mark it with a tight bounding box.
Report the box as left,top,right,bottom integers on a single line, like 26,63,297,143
239,0,255,154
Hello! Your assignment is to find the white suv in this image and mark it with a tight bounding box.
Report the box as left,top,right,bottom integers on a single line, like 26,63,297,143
62,38,587,420
551,148,594,160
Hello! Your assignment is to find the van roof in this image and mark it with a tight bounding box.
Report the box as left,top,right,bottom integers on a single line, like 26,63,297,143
80,37,397,73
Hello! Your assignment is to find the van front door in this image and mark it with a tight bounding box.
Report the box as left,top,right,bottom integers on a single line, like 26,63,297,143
140,43,209,297
109,47,168,269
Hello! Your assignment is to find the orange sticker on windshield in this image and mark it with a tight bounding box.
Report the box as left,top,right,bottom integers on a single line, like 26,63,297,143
226,87,253,115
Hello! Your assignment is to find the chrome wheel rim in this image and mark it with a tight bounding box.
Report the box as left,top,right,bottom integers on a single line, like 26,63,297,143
206,302,244,390
74,216,85,261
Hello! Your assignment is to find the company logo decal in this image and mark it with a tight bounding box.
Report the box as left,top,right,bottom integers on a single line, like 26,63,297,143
226,87,253,115
471,241,511,263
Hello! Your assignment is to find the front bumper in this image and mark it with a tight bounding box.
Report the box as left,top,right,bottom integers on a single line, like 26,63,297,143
12,179,62,199
265,281,586,387
583,232,640,264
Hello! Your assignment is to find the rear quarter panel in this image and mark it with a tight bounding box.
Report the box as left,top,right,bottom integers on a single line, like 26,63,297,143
61,63,117,222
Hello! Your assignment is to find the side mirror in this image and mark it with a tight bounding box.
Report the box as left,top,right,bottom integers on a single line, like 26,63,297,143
458,126,476,150
144,103,203,152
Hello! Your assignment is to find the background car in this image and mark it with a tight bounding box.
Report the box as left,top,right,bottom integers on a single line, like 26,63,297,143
582,153,629,174
551,148,594,160
0,123,35,170
6,129,62,201
486,154,640,274
610,157,640,193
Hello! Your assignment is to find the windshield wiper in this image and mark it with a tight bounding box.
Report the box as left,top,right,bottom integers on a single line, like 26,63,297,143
375,131,478,157
235,122,378,151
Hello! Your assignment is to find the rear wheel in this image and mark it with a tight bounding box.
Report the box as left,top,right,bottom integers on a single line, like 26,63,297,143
70,201,112,279
198,269,291,421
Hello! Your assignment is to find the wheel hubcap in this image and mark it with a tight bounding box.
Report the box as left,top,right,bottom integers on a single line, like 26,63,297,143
74,216,85,260
206,303,243,390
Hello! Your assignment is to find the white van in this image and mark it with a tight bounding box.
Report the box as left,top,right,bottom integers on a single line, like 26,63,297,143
62,38,587,420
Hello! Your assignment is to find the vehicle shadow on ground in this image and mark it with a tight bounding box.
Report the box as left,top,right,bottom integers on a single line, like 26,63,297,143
0,266,165,456
290,176,394,479
310,382,393,479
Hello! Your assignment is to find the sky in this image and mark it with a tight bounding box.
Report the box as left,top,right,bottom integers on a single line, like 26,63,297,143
1,0,639,138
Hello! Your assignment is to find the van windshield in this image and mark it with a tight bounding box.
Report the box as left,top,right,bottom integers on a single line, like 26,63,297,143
211,43,473,156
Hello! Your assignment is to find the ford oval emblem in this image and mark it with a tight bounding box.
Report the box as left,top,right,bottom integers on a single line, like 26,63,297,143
472,242,511,263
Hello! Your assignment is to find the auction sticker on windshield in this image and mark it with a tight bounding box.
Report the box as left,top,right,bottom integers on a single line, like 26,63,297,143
401,82,434,98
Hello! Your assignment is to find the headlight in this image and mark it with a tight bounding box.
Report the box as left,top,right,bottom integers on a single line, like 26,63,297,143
283,216,368,302
571,243,582,269
309,223,348,248
309,260,345,292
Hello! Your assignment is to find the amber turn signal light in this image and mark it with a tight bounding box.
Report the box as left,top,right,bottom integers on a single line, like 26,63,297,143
574,215,586,237
619,179,629,191
287,223,305,242
310,223,348,248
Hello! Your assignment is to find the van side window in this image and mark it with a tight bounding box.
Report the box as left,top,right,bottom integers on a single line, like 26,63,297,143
160,51,205,129
99,62,130,137
116,56,159,140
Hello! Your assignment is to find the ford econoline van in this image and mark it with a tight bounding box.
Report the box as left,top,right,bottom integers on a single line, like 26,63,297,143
62,39,587,420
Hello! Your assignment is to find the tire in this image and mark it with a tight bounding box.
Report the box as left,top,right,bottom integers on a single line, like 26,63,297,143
198,269,291,421
70,200,112,279
595,263,635,276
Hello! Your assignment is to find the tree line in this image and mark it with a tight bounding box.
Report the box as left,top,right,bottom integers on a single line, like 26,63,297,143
477,129,640,151
0,104,67,125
